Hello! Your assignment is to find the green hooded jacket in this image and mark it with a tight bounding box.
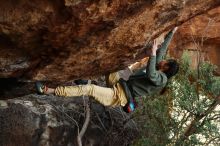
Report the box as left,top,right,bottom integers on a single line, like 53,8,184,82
127,30,175,97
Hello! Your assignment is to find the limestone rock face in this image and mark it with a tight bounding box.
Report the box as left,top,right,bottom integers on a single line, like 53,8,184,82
0,0,220,82
170,7,220,74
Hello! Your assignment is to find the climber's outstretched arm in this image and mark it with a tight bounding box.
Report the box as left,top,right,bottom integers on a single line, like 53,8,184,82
156,27,178,63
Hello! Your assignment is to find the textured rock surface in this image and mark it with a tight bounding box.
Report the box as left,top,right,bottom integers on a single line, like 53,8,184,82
170,7,220,74
1,1,220,145
0,95,137,146
0,0,220,82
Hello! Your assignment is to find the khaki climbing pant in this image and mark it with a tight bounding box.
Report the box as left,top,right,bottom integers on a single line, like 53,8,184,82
54,68,132,107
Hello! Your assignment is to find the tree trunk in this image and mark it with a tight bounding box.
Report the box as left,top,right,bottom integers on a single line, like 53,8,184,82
174,99,219,146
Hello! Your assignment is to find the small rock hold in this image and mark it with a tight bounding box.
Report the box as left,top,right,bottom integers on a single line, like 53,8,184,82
0,100,8,108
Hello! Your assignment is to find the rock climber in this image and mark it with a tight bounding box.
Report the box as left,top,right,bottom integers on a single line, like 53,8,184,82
36,27,179,113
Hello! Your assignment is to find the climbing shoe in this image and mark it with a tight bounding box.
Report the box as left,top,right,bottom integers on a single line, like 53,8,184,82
74,79,97,85
35,81,47,94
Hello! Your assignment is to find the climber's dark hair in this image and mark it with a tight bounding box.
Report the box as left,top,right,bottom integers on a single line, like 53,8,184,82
164,59,179,78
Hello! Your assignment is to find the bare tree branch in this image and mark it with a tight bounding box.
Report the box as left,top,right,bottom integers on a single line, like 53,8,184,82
50,102,79,129
77,103,90,146
205,137,219,146
95,112,107,132
174,98,219,146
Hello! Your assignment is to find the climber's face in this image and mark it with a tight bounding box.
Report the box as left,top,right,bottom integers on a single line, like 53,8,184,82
157,60,169,72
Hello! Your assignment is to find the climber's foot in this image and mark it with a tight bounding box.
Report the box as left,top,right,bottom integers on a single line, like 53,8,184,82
35,81,48,94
